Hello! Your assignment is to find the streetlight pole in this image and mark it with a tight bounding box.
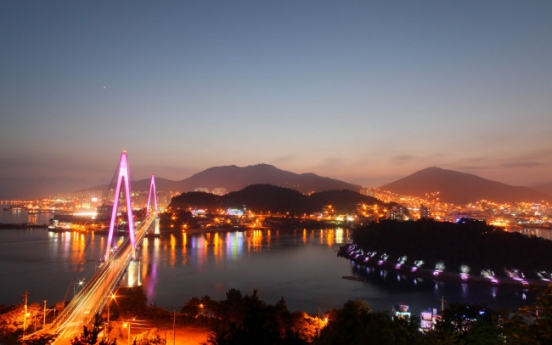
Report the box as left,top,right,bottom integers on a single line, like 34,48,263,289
43,300,46,328
317,304,321,338
23,289,29,339
173,304,176,345
107,294,115,325
124,321,131,345
124,317,135,345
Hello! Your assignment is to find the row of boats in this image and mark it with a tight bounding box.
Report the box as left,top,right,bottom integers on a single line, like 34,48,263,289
338,243,550,287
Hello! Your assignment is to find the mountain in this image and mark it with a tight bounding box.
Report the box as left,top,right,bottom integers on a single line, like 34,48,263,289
170,164,361,194
79,164,362,197
533,182,552,196
380,167,550,205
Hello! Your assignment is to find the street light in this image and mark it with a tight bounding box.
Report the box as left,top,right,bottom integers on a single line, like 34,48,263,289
107,294,115,325
73,278,85,296
123,322,130,345
123,317,135,345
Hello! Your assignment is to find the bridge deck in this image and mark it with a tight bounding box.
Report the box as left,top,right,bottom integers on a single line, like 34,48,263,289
39,216,156,344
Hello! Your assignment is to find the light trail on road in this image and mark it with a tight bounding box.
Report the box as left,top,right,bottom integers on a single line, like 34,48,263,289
37,216,156,344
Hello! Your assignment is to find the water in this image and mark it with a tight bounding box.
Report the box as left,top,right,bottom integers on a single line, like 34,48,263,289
0,201,52,226
0,202,540,315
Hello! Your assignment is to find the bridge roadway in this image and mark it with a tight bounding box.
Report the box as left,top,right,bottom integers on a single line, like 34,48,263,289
45,215,156,344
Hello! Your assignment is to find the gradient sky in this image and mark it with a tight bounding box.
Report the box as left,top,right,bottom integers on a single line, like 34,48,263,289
1,1,551,194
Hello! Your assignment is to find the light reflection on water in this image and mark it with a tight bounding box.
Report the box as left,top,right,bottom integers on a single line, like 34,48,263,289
0,207,542,315
508,227,552,240
138,228,353,313
138,228,537,314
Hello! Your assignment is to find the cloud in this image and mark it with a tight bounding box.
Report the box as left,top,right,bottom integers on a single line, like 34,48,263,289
317,157,346,170
501,161,543,169
307,157,346,176
133,163,198,180
391,154,414,165
273,155,295,164
456,165,491,172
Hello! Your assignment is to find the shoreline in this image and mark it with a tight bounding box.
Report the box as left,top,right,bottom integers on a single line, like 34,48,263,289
338,244,551,288
0,223,48,229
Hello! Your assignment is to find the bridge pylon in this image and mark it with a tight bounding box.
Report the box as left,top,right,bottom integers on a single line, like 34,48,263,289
105,151,136,261
146,174,160,236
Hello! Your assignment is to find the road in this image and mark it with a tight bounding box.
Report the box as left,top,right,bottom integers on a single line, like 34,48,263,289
41,215,156,344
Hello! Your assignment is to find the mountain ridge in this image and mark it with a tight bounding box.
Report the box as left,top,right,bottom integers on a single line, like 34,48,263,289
533,182,552,196
81,163,362,197
380,167,550,205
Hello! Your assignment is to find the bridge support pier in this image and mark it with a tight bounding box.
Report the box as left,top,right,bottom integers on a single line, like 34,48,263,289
154,217,160,235
121,259,142,287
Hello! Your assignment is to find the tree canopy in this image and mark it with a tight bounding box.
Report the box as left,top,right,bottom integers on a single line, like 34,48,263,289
351,219,552,278
170,184,382,214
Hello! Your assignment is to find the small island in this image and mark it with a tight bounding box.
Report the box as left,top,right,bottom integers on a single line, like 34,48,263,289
339,218,552,286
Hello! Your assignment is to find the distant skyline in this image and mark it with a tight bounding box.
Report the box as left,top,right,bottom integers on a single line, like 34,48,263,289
1,1,551,198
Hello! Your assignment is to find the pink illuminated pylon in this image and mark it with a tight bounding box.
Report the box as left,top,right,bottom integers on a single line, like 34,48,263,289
105,151,136,261
146,174,158,220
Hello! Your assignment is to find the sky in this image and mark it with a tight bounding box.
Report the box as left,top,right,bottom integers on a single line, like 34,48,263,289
1,1,551,198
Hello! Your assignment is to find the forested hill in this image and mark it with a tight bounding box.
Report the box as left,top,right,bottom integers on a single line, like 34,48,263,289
351,219,552,279
169,184,384,214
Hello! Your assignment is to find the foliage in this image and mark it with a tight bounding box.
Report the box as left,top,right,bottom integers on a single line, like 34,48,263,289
502,284,552,344
25,333,56,345
351,219,552,277
13,285,552,345
207,289,306,345
133,328,166,345
144,304,172,321
170,184,382,215
180,297,202,317
111,287,148,320
316,300,423,345
71,314,116,345
424,303,503,345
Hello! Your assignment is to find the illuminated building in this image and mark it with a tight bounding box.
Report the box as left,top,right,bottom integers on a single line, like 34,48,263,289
420,204,430,219
389,205,405,221
212,187,227,196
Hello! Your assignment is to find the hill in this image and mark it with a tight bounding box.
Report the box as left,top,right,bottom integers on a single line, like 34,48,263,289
380,167,550,205
170,184,382,215
349,219,552,279
84,164,361,196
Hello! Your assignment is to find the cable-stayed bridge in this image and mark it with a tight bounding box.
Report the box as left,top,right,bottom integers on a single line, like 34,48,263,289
31,152,160,344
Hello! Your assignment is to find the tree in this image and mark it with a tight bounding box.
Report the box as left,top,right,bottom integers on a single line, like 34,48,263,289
215,288,245,323
503,285,552,344
71,314,116,345
111,287,148,319
317,300,423,345
180,297,201,318
133,328,166,345
24,334,56,345
208,289,306,345
425,303,502,345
